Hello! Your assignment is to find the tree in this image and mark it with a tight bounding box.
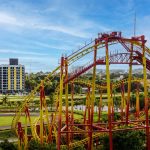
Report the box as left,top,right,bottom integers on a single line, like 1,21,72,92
113,96,121,112
47,93,55,111
74,85,82,94
2,95,8,105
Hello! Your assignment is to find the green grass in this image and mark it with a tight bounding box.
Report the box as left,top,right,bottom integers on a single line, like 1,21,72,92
74,114,83,119
0,93,138,103
73,110,108,122
0,116,38,126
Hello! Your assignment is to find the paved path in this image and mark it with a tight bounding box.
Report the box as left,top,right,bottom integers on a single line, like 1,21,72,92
0,126,11,130
0,112,40,116
0,138,18,143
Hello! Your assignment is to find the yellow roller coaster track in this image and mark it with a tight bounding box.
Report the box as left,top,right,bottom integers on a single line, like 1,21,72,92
30,77,145,148
73,77,144,90
11,33,150,149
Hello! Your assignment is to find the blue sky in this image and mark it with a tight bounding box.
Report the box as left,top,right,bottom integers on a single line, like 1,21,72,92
0,0,149,72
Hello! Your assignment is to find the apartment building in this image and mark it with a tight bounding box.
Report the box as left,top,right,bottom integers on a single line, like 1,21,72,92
0,58,25,93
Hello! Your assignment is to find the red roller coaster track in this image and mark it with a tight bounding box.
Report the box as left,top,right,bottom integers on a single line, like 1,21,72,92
65,51,150,84
13,31,150,150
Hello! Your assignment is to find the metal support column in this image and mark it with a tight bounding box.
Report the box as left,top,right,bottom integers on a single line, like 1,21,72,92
126,43,133,124
136,82,140,118
58,57,64,150
24,111,28,149
121,82,125,121
98,90,102,122
88,39,97,150
65,58,69,148
71,81,74,141
40,80,44,145
142,36,150,150
105,38,113,150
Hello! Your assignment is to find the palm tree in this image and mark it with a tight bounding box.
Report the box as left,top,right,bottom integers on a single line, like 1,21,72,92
2,95,8,105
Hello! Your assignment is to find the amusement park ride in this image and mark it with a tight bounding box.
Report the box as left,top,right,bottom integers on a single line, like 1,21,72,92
11,32,150,149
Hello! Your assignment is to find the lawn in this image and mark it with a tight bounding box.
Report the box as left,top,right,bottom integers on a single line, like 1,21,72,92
0,113,102,126
0,116,38,126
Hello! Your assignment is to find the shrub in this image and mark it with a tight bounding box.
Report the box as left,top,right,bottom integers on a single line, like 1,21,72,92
28,139,56,150
0,139,17,150
101,130,145,150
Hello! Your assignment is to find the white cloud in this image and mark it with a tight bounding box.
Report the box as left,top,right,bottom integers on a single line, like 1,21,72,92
18,55,59,72
0,12,23,26
0,10,109,39
34,24,88,38
0,11,89,38
32,41,73,51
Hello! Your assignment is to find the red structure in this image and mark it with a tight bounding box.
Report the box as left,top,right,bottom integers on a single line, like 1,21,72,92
12,32,150,150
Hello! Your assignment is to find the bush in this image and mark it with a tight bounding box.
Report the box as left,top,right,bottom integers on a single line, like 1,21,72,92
0,130,17,140
102,130,145,150
28,139,56,150
0,139,17,150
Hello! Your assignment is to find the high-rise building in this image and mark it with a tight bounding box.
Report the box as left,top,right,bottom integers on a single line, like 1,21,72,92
0,58,25,93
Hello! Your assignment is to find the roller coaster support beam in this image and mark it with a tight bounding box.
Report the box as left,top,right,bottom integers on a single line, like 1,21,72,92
111,84,114,122
98,90,102,122
71,81,74,141
71,82,74,123
142,36,150,150
88,39,97,150
105,38,113,150
126,43,133,124
88,87,91,124
84,89,88,124
58,56,64,150
83,87,90,125
121,82,125,121
65,57,69,148
40,80,44,145
24,110,28,149
24,105,33,149
136,82,140,118
17,122,24,150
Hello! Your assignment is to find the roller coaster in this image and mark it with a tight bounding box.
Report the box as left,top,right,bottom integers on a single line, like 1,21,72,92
11,31,150,149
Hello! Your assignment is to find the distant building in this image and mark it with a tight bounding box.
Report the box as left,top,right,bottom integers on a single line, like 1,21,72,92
0,58,25,93
9,58,18,65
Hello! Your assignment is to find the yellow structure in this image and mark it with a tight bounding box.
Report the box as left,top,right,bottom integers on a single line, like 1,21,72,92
8,66,10,90
20,66,22,90
0,59,25,93
11,32,150,150
14,67,16,90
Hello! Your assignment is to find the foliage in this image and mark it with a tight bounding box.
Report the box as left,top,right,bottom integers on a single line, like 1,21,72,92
47,93,55,110
74,85,82,94
1,95,8,105
73,144,86,150
130,93,145,110
113,96,121,111
113,112,121,121
61,144,85,150
28,139,56,150
0,139,17,150
102,130,145,150
0,130,17,140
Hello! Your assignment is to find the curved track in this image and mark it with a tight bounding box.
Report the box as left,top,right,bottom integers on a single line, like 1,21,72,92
12,32,150,149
